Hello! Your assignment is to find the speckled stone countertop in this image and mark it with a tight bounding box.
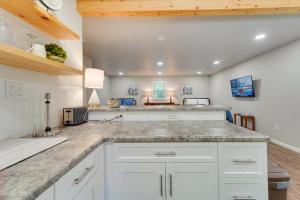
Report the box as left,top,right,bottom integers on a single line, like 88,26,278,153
0,121,269,200
90,105,228,112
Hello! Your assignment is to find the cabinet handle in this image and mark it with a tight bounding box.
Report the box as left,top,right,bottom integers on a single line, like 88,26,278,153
233,195,256,200
154,152,176,156
160,175,163,197
74,165,94,185
169,174,173,197
232,159,256,164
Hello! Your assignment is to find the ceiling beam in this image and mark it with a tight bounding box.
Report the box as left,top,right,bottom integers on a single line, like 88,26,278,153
77,0,300,17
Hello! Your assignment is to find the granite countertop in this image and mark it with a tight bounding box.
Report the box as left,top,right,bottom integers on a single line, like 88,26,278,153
90,105,228,112
0,121,270,200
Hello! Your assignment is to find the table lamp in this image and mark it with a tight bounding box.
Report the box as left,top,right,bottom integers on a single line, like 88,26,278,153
168,90,175,103
84,68,104,108
144,91,152,104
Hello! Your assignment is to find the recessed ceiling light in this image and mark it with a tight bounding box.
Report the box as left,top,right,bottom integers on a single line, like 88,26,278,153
118,72,124,75
157,61,164,66
158,72,162,75
213,60,221,65
255,34,266,40
197,71,202,75
157,36,165,42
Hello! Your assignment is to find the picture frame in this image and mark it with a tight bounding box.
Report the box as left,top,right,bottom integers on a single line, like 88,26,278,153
152,81,167,100
180,84,193,95
127,85,138,96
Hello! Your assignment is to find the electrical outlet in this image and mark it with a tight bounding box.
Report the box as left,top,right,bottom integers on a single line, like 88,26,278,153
275,124,280,131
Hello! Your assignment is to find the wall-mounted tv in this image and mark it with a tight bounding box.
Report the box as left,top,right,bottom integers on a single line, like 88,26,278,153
230,76,255,97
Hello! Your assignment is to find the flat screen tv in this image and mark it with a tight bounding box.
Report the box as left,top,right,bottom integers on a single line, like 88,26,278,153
230,76,255,97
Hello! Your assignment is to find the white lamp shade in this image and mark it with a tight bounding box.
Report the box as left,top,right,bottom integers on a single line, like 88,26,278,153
84,68,104,89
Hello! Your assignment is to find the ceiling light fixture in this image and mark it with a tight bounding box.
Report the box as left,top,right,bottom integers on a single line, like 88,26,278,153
158,72,162,75
157,61,164,66
255,34,266,40
119,72,124,75
197,71,202,75
157,36,165,42
213,60,221,65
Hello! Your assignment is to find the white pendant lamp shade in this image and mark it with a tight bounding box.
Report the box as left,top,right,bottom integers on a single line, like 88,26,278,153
84,68,104,89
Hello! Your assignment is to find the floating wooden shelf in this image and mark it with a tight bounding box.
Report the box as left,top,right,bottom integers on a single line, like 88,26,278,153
0,44,83,76
0,0,79,40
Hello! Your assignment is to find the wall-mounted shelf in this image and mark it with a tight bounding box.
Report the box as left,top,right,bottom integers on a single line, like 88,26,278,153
0,44,83,76
0,0,80,40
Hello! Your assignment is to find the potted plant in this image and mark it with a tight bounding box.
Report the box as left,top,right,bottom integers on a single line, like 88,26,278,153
45,43,67,63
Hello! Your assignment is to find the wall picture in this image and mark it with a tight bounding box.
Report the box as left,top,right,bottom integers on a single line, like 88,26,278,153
181,84,193,95
127,85,138,96
152,81,167,100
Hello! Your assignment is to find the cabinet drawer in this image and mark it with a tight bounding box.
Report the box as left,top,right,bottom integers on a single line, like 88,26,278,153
219,178,268,200
219,143,267,178
111,143,218,163
55,149,98,200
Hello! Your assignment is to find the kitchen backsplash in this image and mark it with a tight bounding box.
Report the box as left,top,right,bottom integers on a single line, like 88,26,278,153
0,7,83,140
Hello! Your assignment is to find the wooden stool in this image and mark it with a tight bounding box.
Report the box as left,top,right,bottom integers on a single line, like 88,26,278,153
234,113,256,131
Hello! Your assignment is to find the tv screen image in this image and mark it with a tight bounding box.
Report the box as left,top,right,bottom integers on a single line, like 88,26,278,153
230,76,255,97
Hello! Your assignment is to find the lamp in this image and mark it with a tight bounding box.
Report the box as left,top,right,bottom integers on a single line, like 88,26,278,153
168,90,175,103
84,68,104,108
144,91,152,104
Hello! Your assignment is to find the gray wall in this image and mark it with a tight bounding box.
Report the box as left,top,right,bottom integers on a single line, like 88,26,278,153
110,76,211,105
211,40,300,149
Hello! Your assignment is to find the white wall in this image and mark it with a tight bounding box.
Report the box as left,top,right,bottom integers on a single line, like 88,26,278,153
0,2,83,140
110,76,211,105
211,40,300,149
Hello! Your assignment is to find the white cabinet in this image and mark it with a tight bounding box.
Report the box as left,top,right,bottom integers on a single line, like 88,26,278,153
52,145,104,200
166,163,218,200
112,163,165,200
219,178,268,200
36,186,54,200
55,149,98,200
111,162,218,200
219,143,268,178
73,180,94,200
106,142,268,200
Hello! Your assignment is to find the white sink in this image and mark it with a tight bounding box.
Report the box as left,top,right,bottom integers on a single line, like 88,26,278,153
0,137,67,171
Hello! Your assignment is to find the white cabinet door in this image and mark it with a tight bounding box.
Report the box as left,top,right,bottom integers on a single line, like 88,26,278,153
112,163,165,200
73,178,94,200
36,186,54,200
166,163,218,200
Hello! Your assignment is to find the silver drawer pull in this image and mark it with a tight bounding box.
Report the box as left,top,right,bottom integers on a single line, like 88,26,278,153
160,175,163,197
233,195,256,200
169,174,173,197
154,152,176,156
74,166,94,185
232,159,256,164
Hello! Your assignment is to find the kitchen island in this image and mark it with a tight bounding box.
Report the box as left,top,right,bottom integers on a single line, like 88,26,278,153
0,121,269,200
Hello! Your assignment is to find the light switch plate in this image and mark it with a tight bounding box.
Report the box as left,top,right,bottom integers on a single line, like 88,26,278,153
5,81,23,100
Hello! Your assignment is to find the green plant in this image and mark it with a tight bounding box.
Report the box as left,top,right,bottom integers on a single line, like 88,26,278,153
45,43,67,60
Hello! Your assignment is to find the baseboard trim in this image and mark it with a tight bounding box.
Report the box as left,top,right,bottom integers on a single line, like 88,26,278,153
271,138,300,154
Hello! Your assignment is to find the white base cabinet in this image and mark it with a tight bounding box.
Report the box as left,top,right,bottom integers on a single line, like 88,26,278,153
35,146,104,200
106,142,268,200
